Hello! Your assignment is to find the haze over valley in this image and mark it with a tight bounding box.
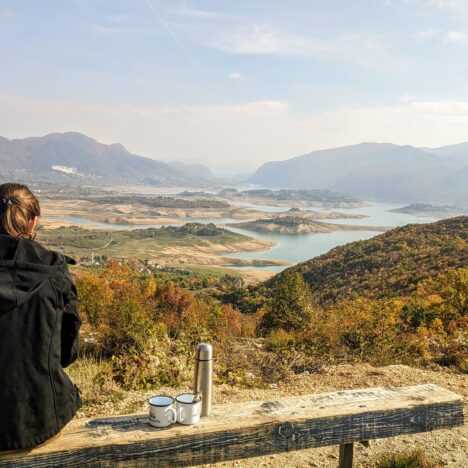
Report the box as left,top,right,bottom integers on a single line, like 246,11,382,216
2,131,467,205
1,130,466,281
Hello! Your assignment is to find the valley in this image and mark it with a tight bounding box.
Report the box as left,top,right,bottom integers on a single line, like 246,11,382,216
37,224,283,285
36,185,450,280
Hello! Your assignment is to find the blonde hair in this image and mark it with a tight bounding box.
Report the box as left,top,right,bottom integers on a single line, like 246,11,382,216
0,183,41,239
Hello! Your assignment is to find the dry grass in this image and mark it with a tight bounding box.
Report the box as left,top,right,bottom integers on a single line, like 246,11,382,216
67,357,125,416
375,449,441,468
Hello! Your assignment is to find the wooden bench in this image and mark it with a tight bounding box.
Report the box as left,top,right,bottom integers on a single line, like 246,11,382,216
0,384,463,467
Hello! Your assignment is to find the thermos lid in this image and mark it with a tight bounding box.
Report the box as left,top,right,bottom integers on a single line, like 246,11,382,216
196,343,213,360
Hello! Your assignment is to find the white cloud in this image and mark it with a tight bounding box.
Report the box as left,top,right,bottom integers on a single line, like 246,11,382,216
207,25,306,55
2,93,468,166
444,30,468,45
413,28,468,48
413,28,440,40
200,25,392,68
228,72,247,81
398,94,418,102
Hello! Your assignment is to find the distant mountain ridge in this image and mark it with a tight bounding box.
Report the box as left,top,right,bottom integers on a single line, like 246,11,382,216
0,132,214,186
426,142,468,163
168,161,217,182
250,142,468,205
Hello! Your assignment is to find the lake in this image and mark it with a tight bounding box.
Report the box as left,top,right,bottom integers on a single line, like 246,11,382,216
43,201,441,272
224,201,440,271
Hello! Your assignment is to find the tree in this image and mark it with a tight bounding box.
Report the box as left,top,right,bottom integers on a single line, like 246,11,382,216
259,271,314,333
438,268,468,317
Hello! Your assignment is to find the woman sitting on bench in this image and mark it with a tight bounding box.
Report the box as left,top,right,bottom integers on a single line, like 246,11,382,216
0,183,81,451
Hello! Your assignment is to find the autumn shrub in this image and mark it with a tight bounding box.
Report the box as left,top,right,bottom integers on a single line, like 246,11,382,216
259,271,314,333
399,269,468,371
75,263,254,389
306,298,407,365
214,344,264,387
375,449,439,468
75,270,113,326
265,329,296,351
111,337,191,390
73,263,468,396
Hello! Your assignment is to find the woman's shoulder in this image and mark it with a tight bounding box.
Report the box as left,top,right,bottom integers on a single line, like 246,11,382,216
16,237,76,268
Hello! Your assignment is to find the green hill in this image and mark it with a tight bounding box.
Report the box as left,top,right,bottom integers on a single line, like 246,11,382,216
267,216,467,304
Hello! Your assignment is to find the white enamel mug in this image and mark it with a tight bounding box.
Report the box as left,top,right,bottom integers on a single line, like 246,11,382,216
148,395,177,428
176,393,202,425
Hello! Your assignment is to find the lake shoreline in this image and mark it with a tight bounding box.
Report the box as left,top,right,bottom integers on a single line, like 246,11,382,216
40,195,446,282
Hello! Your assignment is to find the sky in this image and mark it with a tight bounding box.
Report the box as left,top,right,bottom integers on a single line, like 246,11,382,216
1,0,468,173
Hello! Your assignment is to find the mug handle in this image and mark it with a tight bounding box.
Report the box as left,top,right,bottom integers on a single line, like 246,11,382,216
167,408,177,424
178,407,185,423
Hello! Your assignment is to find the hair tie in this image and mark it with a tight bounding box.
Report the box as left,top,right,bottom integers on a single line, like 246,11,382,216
1,198,12,206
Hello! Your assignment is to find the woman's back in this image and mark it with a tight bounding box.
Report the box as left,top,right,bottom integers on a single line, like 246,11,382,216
0,184,81,451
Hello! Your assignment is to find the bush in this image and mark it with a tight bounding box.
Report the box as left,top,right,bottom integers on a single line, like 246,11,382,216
73,262,468,398
375,449,439,468
259,271,314,333
265,329,296,351
75,263,251,390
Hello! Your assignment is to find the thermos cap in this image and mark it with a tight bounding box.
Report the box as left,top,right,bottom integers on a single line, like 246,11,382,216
196,343,213,360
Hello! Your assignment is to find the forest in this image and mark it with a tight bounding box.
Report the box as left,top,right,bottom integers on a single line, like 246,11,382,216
265,216,468,304
90,195,230,209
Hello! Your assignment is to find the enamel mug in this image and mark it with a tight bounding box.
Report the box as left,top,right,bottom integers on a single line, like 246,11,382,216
176,393,202,425
148,395,177,428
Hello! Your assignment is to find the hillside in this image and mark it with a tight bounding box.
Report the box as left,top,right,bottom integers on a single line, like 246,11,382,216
267,216,467,303
169,161,217,182
249,142,467,204
0,132,211,186
38,223,278,268
427,141,468,163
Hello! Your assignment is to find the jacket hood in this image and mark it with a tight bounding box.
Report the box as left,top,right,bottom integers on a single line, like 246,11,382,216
0,235,75,315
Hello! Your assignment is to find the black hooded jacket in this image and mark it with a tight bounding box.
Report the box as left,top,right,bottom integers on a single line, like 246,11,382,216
0,235,82,450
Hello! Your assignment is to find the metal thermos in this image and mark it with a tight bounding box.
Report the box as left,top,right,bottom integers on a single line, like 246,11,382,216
193,343,213,417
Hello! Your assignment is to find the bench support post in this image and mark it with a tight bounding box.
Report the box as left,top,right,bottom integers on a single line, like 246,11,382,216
339,443,354,468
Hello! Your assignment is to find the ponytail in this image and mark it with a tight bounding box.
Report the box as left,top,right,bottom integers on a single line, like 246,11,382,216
0,183,41,239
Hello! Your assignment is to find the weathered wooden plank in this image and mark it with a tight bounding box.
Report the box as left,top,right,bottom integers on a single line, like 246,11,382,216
0,384,463,468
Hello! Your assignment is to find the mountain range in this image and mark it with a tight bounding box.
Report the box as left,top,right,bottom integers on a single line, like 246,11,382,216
250,142,468,205
1,132,468,204
0,132,215,187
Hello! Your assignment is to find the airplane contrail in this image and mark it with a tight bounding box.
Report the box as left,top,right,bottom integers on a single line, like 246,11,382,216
144,0,199,72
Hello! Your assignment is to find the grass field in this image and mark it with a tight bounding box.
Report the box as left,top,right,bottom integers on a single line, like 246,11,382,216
37,224,281,272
